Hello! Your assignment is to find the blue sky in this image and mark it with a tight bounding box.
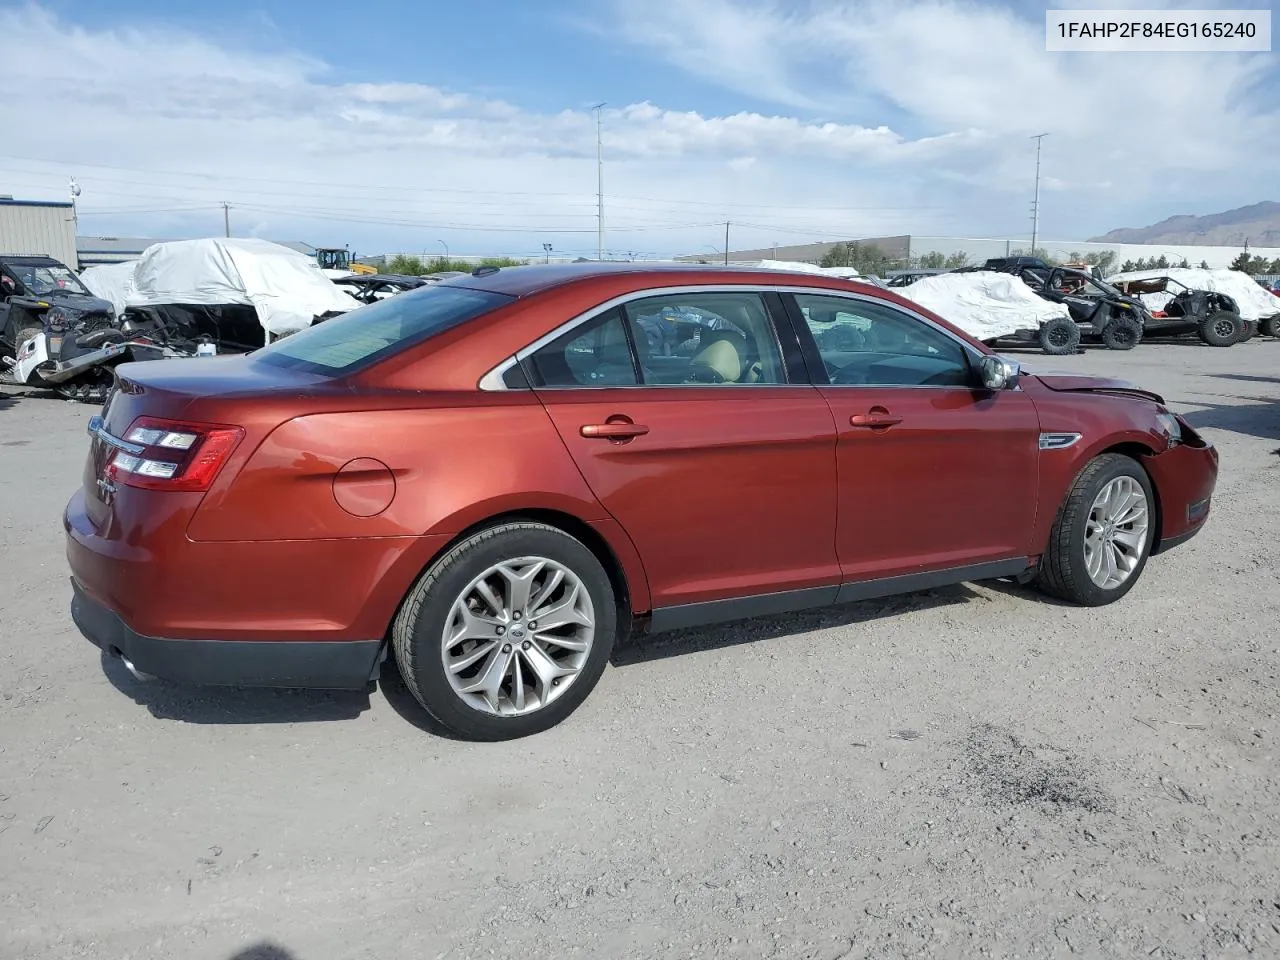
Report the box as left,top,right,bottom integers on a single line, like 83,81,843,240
3,0,1277,259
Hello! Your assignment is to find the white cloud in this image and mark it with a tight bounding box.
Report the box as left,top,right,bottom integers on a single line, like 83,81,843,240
0,1,1273,259
609,0,1279,226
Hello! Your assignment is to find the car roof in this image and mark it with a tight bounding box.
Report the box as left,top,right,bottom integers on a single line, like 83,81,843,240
435,260,878,298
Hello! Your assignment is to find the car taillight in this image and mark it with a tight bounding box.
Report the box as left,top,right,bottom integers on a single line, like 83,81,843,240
107,416,244,492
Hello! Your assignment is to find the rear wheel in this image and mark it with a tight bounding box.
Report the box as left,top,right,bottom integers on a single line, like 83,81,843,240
1198,311,1240,347
1100,316,1142,351
1261,316,1280,339
1039,317,1081,355
392,522,617,741
1235,318,1257,343
1034,453,1155,607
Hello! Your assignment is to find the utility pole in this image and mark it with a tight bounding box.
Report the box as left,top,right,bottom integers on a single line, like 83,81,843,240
592,102,606,260
724,221,730,265
222,201,231,238
1029,133,1048,254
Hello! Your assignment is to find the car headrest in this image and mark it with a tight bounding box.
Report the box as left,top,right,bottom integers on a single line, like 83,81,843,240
689,333,745,382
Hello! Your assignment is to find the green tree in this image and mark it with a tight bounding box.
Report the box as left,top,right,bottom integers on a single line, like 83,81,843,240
1120,259,1136,272
1177,258,1190,269
820,242,853,268
944,251,971,269
386,254,428,276
1155,254,1170,269
1229,250,1252,272
917,251,947,269
1200,260,1210,269
1083,250,1117,273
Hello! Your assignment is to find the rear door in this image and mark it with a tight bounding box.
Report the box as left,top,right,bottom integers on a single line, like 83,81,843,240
521,287,840,614
784,290,1041,583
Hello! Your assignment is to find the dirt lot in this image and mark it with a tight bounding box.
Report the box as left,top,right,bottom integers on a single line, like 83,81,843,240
2,340,1278,960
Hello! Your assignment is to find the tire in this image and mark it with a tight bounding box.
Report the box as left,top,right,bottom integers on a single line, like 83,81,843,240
1100,316,1142,351
1034,453,1156,607
1260,315,1280,339
1039,317,1081,355
1235,318,1257,343
392,521,618,741
1198,311,1240,347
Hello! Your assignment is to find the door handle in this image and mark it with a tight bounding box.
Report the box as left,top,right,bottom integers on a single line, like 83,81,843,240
850,411,902,429
581,421,650,441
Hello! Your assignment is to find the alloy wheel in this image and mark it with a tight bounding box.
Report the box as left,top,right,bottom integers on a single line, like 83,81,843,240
1083,476,1150,590
441,556,595,716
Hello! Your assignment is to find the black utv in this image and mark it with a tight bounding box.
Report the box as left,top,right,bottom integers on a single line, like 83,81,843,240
1015,266,1157,354
1108,275,1251,345
0,255,115,355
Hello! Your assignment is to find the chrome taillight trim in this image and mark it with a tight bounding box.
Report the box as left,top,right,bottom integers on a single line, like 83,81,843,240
87,415,147,456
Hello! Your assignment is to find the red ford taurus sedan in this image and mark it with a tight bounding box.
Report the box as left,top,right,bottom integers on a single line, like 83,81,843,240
65,262,1218,740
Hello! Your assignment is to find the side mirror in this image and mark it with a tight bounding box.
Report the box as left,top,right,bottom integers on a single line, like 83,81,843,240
978,354,1020,390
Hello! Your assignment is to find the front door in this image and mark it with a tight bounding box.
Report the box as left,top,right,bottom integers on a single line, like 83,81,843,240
786,291,1041,583
524,288,840,613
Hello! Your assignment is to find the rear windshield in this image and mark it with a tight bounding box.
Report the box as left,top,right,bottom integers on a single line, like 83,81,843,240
254,284,514,375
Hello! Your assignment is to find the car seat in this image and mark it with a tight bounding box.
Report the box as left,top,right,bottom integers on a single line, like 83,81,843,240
687,331,761,383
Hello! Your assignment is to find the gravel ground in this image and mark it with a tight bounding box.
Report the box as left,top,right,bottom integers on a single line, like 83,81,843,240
2,340,1279,960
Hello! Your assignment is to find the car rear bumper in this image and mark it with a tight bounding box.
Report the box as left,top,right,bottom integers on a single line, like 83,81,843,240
1148,424,1218,555
71,578,383,690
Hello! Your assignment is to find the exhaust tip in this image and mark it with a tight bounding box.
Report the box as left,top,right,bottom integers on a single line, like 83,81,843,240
111,648,155,682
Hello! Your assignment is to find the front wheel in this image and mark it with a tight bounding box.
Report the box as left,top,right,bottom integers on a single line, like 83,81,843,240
1101,316,1142,351
392,522,617,741
1034,453,1155,606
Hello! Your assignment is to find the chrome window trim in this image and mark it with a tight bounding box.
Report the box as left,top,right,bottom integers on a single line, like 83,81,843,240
478,282,990,391
482,284,796,391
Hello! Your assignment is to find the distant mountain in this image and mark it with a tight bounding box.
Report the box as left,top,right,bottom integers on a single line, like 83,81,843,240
1089,201,1280,246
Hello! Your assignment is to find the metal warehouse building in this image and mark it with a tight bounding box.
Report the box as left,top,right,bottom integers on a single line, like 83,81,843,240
0,197,79,267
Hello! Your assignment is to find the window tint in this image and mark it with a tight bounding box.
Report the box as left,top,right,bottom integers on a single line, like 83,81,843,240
794,293,972,387
526,308,639,387
622,292,785,385
256,284,513,375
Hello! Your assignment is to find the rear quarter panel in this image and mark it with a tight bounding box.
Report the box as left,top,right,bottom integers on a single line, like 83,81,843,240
184,391,652,628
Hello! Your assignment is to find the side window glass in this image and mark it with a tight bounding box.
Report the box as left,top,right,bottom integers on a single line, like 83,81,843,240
794,294,972,388
621,292,785,385
525,307,638,387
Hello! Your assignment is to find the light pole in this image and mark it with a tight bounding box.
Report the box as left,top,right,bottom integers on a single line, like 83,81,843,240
437,239,448,262
1030,133,1048,254
592,102,606,260
542,242,553,264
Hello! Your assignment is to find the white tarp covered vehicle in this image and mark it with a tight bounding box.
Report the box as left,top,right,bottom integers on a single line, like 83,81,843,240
79,261,139,317
893,270,1071,342
125,237,360,337
1105,267,1280,323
